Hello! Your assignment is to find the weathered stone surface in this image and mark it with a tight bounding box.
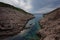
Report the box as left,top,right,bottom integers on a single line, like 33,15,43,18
0,3,34,39
37,8,60,40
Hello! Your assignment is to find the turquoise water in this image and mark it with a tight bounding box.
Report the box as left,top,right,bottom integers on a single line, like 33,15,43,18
23,14,43,40
8,14,43,40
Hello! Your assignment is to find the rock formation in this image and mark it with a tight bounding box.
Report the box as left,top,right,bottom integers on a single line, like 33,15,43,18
37,8,60,40
0,2,34,39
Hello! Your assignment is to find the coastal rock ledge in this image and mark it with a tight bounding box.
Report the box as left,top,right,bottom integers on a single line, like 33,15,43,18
38,8,60,40
0,2,34,39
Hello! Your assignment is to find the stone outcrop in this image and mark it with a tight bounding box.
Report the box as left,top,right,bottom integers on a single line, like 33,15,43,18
0,2,34,39
37,8,60,40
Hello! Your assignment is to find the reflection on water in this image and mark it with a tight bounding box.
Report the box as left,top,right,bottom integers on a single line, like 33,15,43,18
7,14,43,40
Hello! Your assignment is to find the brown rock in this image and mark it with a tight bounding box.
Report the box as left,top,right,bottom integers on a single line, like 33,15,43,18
0,6,34,39
38,8,60,40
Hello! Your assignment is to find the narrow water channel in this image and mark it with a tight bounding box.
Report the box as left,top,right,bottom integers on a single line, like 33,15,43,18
23,14,43,40
7,14,43,40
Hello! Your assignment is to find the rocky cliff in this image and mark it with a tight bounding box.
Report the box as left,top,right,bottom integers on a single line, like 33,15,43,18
0,2,34,39
37,8,60,40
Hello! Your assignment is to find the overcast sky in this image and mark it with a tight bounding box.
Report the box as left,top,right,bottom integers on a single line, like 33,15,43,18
0,0,60,14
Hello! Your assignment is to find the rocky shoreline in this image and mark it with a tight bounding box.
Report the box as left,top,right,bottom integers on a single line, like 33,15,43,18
37,8,60,40
0,2,34,40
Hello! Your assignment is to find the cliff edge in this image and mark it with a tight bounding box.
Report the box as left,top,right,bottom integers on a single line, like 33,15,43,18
0,2,34,39
38,8,60,40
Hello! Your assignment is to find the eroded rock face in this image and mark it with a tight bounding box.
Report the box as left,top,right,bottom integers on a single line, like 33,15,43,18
38,8,60,40
0,7,34,39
